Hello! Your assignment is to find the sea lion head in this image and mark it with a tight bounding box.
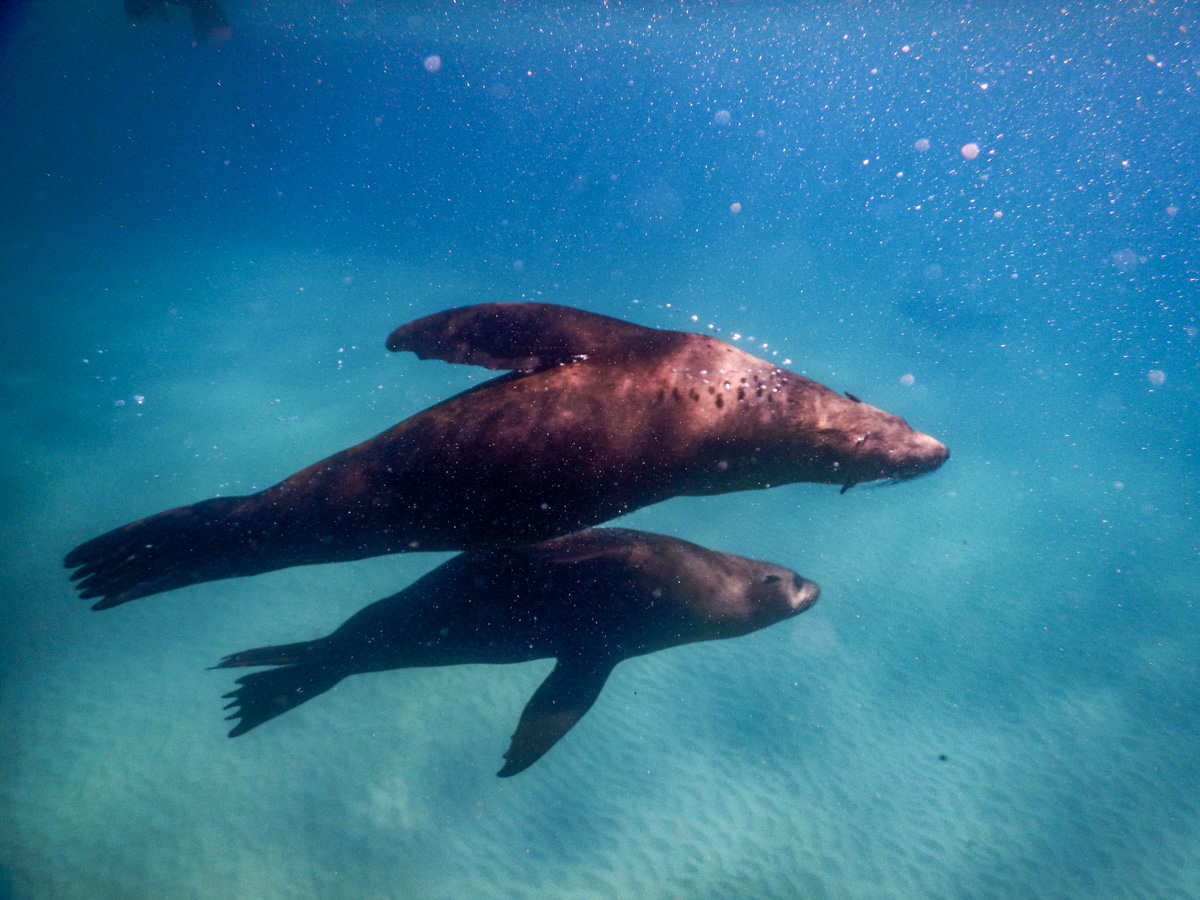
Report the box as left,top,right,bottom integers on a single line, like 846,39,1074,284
678,552,820,639
770,385,949,492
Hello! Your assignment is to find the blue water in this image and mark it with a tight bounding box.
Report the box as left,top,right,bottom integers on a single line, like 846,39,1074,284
2,2,1198,898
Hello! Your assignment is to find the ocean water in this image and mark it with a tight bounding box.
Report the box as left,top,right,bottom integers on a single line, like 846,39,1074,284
1,2,1198,898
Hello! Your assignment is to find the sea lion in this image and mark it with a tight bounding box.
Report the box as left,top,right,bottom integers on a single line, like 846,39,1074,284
213,528,820,776
65,302,947,608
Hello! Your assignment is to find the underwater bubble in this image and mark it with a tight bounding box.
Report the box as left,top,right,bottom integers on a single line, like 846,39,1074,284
1111,249,1138,273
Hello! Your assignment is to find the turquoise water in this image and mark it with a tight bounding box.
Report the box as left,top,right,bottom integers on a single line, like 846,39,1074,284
2,3,1198,898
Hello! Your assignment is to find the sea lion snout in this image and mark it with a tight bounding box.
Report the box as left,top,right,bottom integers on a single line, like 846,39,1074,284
837,423,948,490
900,431,950,478
749,568,819,621
902,434,950,480
790,574,820,612
857,418,948,478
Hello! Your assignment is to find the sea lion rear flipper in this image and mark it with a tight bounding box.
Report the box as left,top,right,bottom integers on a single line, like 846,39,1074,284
498,654,618,777
221,663,342,737
386,302,674,372
65,496,252,608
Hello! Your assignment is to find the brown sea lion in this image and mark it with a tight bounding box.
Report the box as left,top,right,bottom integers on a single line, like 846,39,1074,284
65,302,947,608
213,528,820,776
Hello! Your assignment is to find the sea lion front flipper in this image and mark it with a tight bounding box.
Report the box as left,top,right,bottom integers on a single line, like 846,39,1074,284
386,302,676,372
498,653,618,777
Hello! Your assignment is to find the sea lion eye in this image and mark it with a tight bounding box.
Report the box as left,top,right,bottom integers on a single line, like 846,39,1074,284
762,574,781,584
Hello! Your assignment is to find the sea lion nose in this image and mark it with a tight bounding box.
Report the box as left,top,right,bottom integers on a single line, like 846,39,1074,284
911,432,949,472
791,576,820,611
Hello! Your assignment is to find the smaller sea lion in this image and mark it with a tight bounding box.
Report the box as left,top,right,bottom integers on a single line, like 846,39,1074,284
214,528,819,776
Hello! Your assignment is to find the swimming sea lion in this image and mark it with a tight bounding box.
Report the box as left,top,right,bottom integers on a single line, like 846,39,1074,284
213,528,820,776
65,302,947,608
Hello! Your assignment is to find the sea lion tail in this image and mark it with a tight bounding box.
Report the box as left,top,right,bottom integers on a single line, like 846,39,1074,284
216,653,342,737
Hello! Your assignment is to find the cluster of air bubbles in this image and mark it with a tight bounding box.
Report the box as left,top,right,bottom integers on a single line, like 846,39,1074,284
1109,249,1144,273
911,138,984,160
